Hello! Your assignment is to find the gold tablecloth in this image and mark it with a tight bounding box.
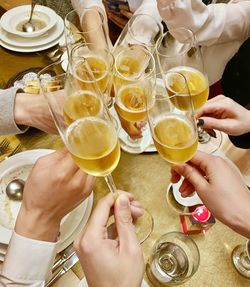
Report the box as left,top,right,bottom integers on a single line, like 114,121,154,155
1,2,250,285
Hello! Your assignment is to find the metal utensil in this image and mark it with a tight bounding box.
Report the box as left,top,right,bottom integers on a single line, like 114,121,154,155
6,179,24,201
0,139,10,155
52,244,75,272
46,253,79,287
8,144,22,157
22,1,36,33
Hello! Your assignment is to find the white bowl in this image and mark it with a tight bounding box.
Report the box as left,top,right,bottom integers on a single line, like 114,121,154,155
0,5,57,38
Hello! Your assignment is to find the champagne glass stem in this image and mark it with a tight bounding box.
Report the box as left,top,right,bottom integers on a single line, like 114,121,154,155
104,174,117,194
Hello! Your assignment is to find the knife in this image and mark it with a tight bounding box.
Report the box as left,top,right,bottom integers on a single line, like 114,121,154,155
52,244,75,272
46,252,79,287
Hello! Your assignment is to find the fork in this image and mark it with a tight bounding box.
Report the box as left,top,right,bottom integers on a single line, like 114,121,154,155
0,139,10,155
7,144,22,157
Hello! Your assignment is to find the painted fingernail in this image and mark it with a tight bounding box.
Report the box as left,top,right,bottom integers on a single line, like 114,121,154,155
197,119,204,126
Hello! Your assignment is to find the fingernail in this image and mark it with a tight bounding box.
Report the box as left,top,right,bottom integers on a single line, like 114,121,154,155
117,194,129,208
197,119,204,127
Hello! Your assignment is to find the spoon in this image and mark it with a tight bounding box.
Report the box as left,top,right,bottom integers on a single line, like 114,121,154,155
22,2,36,33
6,179,25,201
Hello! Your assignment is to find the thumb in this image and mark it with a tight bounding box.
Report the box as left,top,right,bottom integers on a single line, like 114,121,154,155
114,194,138,249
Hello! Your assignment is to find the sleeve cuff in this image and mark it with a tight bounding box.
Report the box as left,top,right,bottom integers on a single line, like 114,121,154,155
2,232,57,282
0,88,29,135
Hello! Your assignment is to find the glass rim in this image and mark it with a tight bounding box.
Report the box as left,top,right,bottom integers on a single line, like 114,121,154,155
114,46,155,81
156,28,195,58
127,13,163,47
65,9,105,34
37,59,67,80
153,231,200,278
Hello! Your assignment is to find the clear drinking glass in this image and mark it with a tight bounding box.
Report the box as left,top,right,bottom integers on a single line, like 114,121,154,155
70,42,114,106
114,13,163,52
113,45,155,154
38,60,119,193
64,9,111,56
156,28,222,154
146,231,200,286
147,73,198,165
232,240,250,278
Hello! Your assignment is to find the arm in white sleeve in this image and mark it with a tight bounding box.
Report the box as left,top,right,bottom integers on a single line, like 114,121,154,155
71,0,106,17
135,0,162,24
0,232,57,287
157,0,250,46
0,88,28,135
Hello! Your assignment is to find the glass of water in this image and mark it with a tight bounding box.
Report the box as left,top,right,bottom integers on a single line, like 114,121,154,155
146,232,200,286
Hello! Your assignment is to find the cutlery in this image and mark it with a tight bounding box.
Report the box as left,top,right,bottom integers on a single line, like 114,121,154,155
7,144,22,157
0,139,10,155
6,178,24,201
46,252,79,287
52,244,75,272
22,1,36,33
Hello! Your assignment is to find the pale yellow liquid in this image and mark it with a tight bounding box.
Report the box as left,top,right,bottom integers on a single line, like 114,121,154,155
166,66,209,110
153,115,198,164
75,56,109,93
116,84,147,122
66,118,120,176
63,91,102,124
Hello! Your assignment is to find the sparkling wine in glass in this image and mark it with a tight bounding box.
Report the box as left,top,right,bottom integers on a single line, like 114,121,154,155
156,28,222,154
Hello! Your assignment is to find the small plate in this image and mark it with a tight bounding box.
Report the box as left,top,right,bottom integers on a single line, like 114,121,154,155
0,14,63,48
172,177,203,207
0,5,57,38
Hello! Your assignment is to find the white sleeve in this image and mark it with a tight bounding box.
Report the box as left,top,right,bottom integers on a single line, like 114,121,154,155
0,232,57,287
71,0,105,16
157,0,250,46
135,0,162,24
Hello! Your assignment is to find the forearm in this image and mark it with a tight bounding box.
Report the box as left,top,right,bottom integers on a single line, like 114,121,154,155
0,88,28,135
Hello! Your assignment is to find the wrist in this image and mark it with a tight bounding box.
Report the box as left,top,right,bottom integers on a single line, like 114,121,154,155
14,93,33,126
15,206,60,242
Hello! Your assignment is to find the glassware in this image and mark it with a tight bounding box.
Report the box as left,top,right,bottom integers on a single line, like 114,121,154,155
70,42,114,106
146,231,200,286
232,240,250,278
64,9,111,56
38,60,119,193
113,45,155,154
114,13,163,52
38,60,154,242
147,73,198,164
156,27,222,154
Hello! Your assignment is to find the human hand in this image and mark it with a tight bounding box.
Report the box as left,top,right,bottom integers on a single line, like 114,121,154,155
74,192,144,287
108,10,133,29
14,92,57,134
171,151,250,238
15,149,95,242
197,95,250,136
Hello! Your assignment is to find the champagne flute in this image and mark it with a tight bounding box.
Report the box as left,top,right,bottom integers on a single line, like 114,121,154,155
147,72,198,165
64,9,111,56
113,45,156,154
232,240,250,278
70,42,114,106
114,13,163,52
38,60,119,193
38,60,153,242
156,27,222,154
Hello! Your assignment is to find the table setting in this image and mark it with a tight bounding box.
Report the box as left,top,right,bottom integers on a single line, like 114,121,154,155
0,1,250,287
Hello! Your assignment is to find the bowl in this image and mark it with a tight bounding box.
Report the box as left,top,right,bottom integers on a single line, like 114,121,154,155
0,5,57,38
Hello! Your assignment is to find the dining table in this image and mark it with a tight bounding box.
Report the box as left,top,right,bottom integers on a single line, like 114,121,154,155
1,1,250,286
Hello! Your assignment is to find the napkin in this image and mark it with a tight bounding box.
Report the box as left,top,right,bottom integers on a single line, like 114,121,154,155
77,277,149,287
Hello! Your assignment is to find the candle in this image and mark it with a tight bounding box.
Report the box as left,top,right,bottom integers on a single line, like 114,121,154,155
192,205,211,222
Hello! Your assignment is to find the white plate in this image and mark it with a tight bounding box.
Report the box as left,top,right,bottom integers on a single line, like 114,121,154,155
0,5,57,38
0,14,64,48
0,149,93,256
172,177,203,207
78,278,149,287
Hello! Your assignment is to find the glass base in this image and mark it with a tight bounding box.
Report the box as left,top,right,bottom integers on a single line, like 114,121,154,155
118,123,152,154
232,244,250,278
198,129,223,154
